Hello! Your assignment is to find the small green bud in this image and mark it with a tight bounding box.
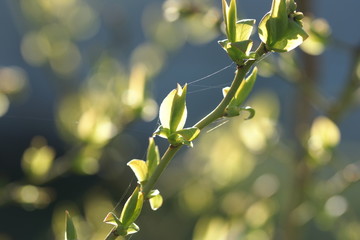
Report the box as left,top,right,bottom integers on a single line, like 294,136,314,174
293,12,304,21
148,189,163,211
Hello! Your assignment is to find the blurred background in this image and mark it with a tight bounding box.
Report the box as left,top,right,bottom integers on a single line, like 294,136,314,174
0,0,360,239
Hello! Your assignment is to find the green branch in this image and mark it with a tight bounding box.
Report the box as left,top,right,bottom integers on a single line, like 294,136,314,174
142,42,267,200
142,145,181,195
102,0,308,238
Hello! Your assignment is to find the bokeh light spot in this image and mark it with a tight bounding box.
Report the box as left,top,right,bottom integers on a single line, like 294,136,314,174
325,195,348,217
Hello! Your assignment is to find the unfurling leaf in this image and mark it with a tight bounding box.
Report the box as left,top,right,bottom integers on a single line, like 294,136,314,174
103,212,139,236
219,39,254,65
120,186,144,228
127,160,148,183
222,0,237,42
127,223,140,235
233,67,258,105
176,127,200,142
153,125,170,139
240,106,256,120
235,19,256,42
159,84,188,133
225,67,258,117
258,0,308,52
146,138,160,177
220,0,256,64
65,211,78,240
148,189,163,211
167,127,200,147
103,212,121,227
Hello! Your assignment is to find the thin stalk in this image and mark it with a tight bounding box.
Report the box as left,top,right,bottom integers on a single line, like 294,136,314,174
105,229,118,240
142,145,181,195
105,230,133,240
195,43,267,129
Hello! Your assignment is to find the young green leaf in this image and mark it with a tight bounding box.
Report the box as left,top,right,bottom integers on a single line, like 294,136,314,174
146,138,160,177
225,67,258,117
231,40,253,57
126,223,140,235
166,127,200,147
159,84,188,133
65,211,78,240
149,190,163,211
258,0,308,52
221,0,229,35
233,66,258,105
219,39,254,65
127,159,148,183
153,125,171,139
120,186,144,228
176,127,200,142
227,0,238,42
235,19,256,42
103,212,121,227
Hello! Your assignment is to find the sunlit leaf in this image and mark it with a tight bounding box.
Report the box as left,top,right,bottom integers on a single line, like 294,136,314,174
258,0,308,52
227,0,237,42
218,39,228,50
159,84,188,133
149,193,163,211
176,127,201,142
240,106,256,120
225,67,258,117
127,160,148,183
221,0,229,36
153,125,171,139
146,138,160,177
233,66,258,105
120,186,144,228
126,223,140,235
65,211,78,240
103,212,121,227
235,19,256,42
231,40,253,57
159,90,175,130
218,40,254,65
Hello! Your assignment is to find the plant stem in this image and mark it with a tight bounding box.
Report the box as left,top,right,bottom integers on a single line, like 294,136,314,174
195,43,267,129
105,229,134,240
142,145,181,195
143,42,267,197
105,228,118,240
105,42,268,240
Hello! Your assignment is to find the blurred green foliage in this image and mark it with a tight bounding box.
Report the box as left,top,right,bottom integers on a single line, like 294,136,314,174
0,0,359,239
